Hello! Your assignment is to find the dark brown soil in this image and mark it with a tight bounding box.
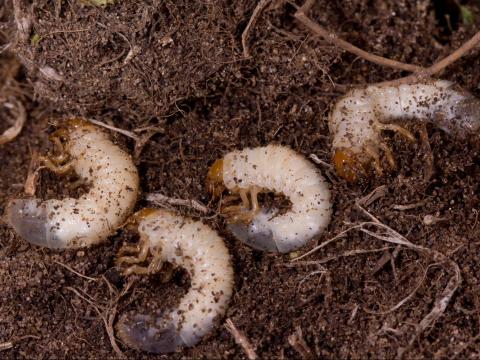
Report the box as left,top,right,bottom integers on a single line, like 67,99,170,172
2,0,480,358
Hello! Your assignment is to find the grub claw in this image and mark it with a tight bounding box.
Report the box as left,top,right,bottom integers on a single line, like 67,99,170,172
222,205,257,224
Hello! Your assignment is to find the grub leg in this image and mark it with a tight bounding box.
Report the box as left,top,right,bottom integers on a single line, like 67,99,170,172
378,142,395,169
116,241,149,265
49,136,69,163
147,255,164,274
39,156,74,175
365,145,383,175
239,189,250,208
124,265,150,276
117,244,141,256
378,123,415,142
222,194,241,205
249,186,260,214
68,178,86,190
221,204,254,224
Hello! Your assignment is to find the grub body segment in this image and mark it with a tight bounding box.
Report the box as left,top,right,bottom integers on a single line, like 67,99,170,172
6,119,139,248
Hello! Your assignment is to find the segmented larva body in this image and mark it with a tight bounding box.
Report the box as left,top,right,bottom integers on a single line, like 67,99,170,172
207,145,332,253
116,209,233,354
329,80,480,181
5,119,139,248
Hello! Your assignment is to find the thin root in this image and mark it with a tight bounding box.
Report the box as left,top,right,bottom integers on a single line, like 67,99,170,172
12,0,32,43
364,263,435,315
418,123,434,182
66,277,133,359
295,1,480,89
87,119,139,141
288,326,314,360
53,260,98,282
225,318,257,360
242,0,271,58
291,204,461,360
373,30,480,88
294,0,424,73
365,145,382,175
309,153,333,170
0,99,26,145
24,151,43,196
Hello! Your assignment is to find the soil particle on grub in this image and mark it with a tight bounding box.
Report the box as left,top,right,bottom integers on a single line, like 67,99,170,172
2,0,480,358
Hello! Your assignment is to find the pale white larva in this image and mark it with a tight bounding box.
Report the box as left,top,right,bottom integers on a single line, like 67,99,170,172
116,209,234,354
207,145,332,253
329,80,480,181
5,118,139,248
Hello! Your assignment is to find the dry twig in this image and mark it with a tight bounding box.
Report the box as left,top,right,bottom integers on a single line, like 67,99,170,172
295,0,480,88
371,244,401,276
88,119,139,141
357,185,388,207
146,193,209,214
376,29,480,87
133,129,159,159
242,0,271,58
392,201,425,211
87,119,163,159
225,318,257,360
24,151,42,196
0,342,13,351
294,0,424,73
12,0,31,43
309,153,333,169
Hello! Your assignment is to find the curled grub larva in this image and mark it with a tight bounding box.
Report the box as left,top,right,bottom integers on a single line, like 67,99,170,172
207,145,332,253
329,80,480,181
116,209,233,354
5,118,139,248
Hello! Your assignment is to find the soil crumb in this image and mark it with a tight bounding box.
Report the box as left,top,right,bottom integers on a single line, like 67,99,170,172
2,0,480,358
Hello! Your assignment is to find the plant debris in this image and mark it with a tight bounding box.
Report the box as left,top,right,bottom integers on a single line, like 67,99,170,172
2,0,480,358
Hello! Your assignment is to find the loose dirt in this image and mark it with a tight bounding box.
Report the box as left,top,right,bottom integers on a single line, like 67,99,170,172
1,0,480,358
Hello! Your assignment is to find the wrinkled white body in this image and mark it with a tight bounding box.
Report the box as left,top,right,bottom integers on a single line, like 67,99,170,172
138,211,233,347
222,145,332,253
329,80,469,153
7,125,139,248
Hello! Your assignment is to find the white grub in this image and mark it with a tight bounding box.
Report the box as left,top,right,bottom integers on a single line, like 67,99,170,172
207,145,332,253
116,209,234,354
5,118,139,248
329,80,480,181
